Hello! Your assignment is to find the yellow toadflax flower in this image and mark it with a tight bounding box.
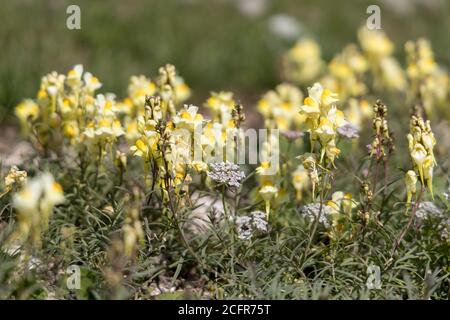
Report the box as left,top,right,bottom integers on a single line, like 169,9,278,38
205,91,236,125
259,183,278,220
407,115,436,197
325,44,368,101
256,161,279,220
327,191,356,216
12,173,65,245
173,104,204,131
358,27,406,92
292,165,309,201
257,83,304,131
281,39,324,85
15,99,40,135
405,170,418,204
405,38,448,116
358,27,393,60
299,82,345,166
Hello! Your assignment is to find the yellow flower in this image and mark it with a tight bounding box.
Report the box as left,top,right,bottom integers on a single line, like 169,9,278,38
327,192,356,236
423,155,435,196
258,83,304,130
259,184,278,219
299,83,344,165
324,140,341,166
405,39,438,80
358,27,394,60
63,121,79,140
83,72,102,93
115,151,128,170
300,83,340,124
40,174,65,218
12,173,64,244
15,99,40,125
410,142,427,181
299,96,321,117
292,165,309,201
407,115,436,197
173,105,204,130
405,170,417,204
205,91,235,124
124,120,139,142
326,44,368,100
174,77,191,103
316,118,335,144
66,64,84,88
127,75,156,114
282,39,324,85
379,57,406,91
131,138,149,158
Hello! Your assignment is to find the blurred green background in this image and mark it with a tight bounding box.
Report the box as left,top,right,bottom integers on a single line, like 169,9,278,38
1,0,449,123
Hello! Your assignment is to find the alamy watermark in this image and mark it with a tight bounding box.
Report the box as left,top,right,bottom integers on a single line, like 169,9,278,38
66,5,81,30
366,264,382,290
366,5,381,30
66,265,81,290
168,125,280,175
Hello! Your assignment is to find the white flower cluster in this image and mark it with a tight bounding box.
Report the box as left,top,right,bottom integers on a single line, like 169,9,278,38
235,211,268,241
415,201,443,220
438,219,450,241
337,122,360,139
300,203,332,228
414,201,449,241
207,161,246,188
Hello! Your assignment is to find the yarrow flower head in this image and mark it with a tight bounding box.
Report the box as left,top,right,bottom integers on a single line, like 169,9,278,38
4,166,27,192
207,161,246,189
235,211,268,241
337,122,360,139
415,201,443,220
300,202,332,228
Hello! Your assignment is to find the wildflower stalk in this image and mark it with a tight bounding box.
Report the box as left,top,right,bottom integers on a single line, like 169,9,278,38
301,169,330,266
390,184,424,258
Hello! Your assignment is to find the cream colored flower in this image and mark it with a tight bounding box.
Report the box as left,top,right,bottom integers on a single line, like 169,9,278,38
330,191,356,215
12,173,64,244
407,115,436,197
259,183,278,219
15,99,40,133
173,105,204,130
282,39,324,85
358,27,394,60
292,165,309,201
258,83,304,130
405,170,417,204
67,64,84,88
